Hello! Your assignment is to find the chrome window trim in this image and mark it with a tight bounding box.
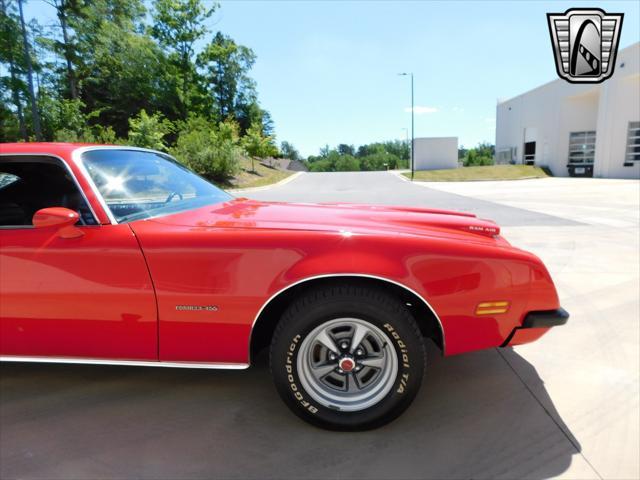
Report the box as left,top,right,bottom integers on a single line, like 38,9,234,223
0,152,100,227
0,356,249,370
248,273,446,362
71,146,132,225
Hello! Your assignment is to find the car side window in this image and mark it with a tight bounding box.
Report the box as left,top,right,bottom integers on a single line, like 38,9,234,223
0,157,98,227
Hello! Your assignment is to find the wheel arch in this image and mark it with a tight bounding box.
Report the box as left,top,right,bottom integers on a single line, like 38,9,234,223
249,274,445,363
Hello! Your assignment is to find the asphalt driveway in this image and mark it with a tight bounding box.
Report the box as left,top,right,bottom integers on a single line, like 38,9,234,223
1,172,638,479
246,171,581,227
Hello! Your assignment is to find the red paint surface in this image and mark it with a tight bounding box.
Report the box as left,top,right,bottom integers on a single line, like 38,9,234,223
0,223,157,359
0,143,562,364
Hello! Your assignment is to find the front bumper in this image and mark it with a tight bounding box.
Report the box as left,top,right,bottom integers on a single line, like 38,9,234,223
521,308,570,328
501,308,569,347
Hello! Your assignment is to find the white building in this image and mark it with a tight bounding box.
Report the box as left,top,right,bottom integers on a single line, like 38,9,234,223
496,42,639,179
413,137,458,171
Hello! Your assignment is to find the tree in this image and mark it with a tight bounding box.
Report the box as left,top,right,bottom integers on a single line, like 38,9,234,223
241,123,278,171
318,144,331,157
0,99,22,141
236,99,272,136
475,142,495,158
151,0,216,119
197,32,256,123
81,22,170,136
356,143,384,157
463,142,495,166
360,152,402,171
308,159,333,172
337,143,355,156
40,0,82,99
17,0,41,139
39,95,90,140
128,109,173,151
0,0,27,139
356,141,407,160
335,154,359,171
306,140,409,172
379,140,408,160
0,0,274,162
280,141,300,161
260,109,275,137
36,0,169,137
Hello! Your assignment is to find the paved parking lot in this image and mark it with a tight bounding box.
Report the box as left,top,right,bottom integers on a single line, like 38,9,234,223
1,172,638,479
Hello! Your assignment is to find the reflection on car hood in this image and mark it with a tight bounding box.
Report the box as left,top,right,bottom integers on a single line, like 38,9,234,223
147,198,504,243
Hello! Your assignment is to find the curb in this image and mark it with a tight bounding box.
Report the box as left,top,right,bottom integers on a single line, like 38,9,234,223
229,171,305,193
388,170,412,183
388,170,548,183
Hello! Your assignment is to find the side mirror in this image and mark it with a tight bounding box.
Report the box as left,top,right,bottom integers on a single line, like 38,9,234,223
33,207,84,239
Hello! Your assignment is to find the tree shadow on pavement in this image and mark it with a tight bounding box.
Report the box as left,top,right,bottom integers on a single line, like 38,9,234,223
0,343,581,480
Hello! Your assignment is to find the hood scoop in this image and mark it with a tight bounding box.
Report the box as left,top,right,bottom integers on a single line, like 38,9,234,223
151,199,501,240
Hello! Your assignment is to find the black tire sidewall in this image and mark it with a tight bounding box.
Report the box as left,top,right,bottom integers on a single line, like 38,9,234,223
271,290,425,430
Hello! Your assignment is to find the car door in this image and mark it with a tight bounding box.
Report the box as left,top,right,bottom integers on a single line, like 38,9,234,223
0,155,157,360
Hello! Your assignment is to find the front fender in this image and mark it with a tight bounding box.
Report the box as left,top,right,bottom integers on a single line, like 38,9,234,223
132,222,555,363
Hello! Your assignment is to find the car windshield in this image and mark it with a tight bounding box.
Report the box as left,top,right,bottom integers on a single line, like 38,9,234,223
82,149,233,223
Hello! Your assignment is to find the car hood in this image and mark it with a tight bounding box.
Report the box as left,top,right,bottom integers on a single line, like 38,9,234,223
148,198,502,242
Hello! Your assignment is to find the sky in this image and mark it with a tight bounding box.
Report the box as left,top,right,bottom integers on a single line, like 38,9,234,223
25,0,640,156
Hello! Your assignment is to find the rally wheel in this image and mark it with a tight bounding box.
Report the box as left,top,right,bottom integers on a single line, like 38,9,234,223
270,284,425,430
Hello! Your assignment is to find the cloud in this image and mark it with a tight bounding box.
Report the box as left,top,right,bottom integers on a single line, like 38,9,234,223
452,106,464,113
404,106,439,114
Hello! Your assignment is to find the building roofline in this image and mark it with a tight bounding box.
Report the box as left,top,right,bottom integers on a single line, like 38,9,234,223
414,136,458,141
497,41,639,105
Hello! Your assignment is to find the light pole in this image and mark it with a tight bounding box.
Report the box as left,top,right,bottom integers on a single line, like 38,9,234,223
398,72,414,179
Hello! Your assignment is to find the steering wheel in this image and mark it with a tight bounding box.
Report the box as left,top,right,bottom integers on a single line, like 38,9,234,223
165,191,183,203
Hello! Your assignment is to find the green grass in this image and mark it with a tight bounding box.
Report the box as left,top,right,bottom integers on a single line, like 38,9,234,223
405,165,550,182
226,157,295,190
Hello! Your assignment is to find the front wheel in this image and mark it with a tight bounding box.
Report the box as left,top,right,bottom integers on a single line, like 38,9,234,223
269,284,426,430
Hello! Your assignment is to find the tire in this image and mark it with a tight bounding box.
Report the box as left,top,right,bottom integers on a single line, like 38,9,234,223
269,283,426,431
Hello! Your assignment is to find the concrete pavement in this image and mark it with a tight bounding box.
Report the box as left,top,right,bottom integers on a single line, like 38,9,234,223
1,172,638,479
419,177,640,480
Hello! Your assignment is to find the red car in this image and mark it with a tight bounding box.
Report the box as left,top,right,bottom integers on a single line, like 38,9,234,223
0,143,568,430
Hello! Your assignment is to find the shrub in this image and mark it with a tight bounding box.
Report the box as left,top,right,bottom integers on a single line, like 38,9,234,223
308,159,334,172
92,125,121,144
463,149,494,166
128,109,173,151
335,155,360,171
39,97,94,142
359,152,402,171
463,142,495,166
170,117,242,181
306,146,409,172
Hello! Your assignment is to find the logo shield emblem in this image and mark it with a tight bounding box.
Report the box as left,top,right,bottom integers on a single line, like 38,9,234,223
547,8,623,84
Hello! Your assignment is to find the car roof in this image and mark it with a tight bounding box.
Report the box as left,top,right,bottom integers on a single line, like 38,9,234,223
0,142,104,158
